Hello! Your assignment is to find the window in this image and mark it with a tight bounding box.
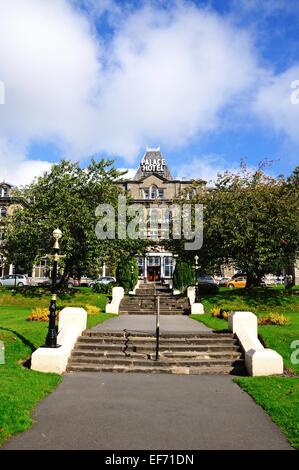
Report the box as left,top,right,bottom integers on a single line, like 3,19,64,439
158,189,164,199
164,256,174,277
150,185,158,199
0,207,7,218
147,257,160,266
143,189,149,199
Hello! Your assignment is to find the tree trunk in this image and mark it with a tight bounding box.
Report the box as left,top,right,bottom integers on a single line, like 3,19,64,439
57,269,70,291
246,271,263,288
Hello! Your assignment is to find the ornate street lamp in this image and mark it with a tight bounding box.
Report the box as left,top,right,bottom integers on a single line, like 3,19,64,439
194,254,200,303
45,228,63,348
131,264,134,291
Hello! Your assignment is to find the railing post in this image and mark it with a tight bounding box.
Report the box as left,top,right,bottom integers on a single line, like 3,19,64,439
155,295,160,361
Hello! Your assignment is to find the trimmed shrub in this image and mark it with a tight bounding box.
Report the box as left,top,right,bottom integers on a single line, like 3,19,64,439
258,313,290,326
27,307,50,322
85,304,100,315
116,257,138,293
172,259,194,292
93,282,117,294
197,283,219,295
210,307,230,321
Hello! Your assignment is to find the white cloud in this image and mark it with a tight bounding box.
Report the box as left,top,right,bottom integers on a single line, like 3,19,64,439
117,168,136,180
253,65,299,143
0,0,263,184
175,154,233,183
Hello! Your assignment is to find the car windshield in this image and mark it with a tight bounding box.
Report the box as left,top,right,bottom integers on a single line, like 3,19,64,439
198,276,213,281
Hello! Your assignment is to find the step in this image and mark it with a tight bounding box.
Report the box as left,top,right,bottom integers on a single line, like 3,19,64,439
82,331,235,339
77,336,238,345
67,363,246,375
73,344,240,358
69,357,243,368
74,344,239,354
71,351,242,361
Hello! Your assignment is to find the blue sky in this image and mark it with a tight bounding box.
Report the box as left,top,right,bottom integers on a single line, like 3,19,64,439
1,0,299,184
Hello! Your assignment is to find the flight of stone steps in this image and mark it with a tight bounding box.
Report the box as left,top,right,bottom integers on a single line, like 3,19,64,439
119,284,190,315
67,331,246,375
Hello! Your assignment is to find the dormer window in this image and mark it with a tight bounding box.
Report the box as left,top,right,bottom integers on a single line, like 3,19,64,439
1,186,9,198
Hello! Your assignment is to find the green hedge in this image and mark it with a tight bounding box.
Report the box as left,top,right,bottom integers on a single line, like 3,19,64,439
92,282,117,294
116,257,139,293
173,258,194,292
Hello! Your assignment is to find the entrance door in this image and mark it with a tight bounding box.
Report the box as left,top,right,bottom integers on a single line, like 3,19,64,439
147,266,160,282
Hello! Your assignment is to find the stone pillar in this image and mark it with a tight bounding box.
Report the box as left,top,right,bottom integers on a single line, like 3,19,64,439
32,265,36,278
160,255,164,278
9,264,14,275
102,262,106,277
144,257,147,279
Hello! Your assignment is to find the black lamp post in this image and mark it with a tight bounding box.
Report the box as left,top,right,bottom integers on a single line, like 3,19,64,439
194,254,200,303
131,264,134,291
45,228,62,348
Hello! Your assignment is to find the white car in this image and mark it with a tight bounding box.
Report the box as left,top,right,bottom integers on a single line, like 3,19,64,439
0,274,29,287
92,276,116,286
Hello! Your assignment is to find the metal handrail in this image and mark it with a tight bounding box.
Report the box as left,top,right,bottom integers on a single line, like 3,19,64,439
155,295,160,361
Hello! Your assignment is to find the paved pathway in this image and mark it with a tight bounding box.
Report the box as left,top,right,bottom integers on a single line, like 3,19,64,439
2,315,292,450
4,373,291,450
90,314,212,334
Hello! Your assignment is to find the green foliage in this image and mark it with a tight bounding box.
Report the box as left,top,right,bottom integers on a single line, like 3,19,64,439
210,307,230,320
0,290,114,445
197,283,219,295
92,282,117,294
192,286,299,373
116,257,138,293
192,286,299,448
235,377,299,449
3,160,146,285
172,258,194,292
258,312,290,326
169,164,299,287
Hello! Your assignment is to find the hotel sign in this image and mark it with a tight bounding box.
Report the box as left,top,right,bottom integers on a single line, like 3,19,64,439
141,158,166,173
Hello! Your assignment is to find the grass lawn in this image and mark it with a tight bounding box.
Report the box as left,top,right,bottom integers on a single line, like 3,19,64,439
0,288,113,446
191,286,299,449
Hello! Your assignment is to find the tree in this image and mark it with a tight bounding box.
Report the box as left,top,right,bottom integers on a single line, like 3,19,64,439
172,258,194,292
116,256,139,293
4,159,145,287
168,164,299,288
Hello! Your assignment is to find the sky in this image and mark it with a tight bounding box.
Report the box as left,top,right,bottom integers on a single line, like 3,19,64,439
0,0,299,185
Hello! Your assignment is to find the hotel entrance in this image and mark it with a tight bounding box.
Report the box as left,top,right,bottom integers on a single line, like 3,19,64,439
147,265,160,282
137,254,175,282
146,256,161,282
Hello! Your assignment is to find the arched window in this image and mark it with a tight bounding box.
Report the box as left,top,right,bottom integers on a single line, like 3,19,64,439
150,185,158,199
0,207,7,218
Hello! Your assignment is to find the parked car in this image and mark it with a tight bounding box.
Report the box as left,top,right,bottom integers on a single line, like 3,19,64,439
0,274,29,287
197,275,217,285
89,276,116,287
225,276,247,289
218,277,231,287
78,277,96,287
260,275,277,287
65,278,80,288
196,275,219,294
